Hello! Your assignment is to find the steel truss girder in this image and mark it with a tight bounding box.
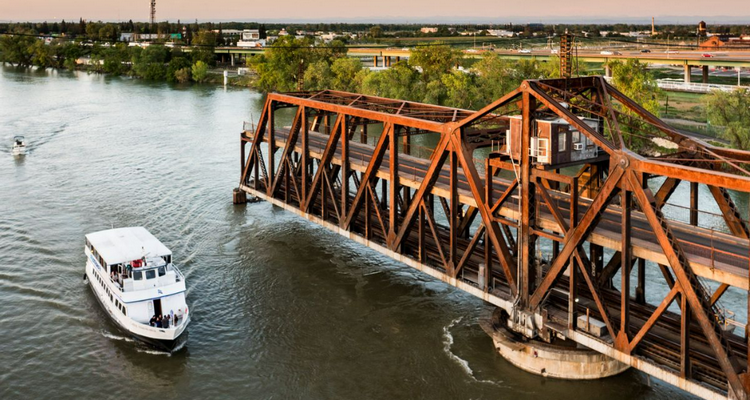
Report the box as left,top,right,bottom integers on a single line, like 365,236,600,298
240,78,750,399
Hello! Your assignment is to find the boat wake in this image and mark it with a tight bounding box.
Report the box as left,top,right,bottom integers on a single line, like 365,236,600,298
134,347,172,356
442,317,505,387
100,330,134,343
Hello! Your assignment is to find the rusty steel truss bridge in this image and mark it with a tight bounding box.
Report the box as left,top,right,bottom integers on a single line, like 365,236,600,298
238,76,750,399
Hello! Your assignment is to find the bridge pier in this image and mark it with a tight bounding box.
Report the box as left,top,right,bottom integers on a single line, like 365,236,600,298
481,308,629,380
232,187,247,204
703,65,709,83
684,64,692,83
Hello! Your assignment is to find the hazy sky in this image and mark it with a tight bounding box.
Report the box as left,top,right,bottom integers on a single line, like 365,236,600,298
1,0,748,23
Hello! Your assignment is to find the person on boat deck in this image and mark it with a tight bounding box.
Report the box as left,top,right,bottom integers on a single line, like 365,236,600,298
149,315,157,327
155,315,162,328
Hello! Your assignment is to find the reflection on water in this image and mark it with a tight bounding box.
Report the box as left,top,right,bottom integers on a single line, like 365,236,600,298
0,65,693,399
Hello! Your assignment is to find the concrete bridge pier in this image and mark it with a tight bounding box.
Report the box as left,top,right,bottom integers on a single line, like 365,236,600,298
373,56,379,68
684,64,692,83
604,64,612,78
702,65,709,83
481,308,630,380
231,53,235,67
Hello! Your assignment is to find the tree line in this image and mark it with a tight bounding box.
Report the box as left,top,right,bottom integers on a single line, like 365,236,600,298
0,31,219,83
3,30,748,151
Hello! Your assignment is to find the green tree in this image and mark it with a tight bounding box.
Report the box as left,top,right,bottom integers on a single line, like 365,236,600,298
102,44,129,75
409,42,462,83
302,60,332,90
167,56,192,83
0,33,36,67
441,71,480,109
29,40,52,68
362,61,423,101
191,30,217,65
131,45,169,80
706,89,750,150
248,35,316,92
174,67,191,83
473,53,518,105
191,60,209,82
369,26,383,38
606,59,661,149
98,24,119,42
330,57,367,92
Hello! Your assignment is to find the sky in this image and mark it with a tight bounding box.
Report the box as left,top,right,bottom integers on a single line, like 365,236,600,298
1,0,749,23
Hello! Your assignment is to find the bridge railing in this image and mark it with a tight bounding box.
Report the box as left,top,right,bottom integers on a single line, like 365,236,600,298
656,78,745,93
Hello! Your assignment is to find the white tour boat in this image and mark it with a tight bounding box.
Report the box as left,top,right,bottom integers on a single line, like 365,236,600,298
84,227,190,351
11,136,26,156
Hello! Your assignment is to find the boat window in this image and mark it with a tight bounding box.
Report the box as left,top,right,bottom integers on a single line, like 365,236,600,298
146,269,156,280
158,265,166,277
133,271,143,281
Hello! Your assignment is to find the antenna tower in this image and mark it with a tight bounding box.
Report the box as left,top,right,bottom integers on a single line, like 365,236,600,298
560,32,574,79
150,0,156,26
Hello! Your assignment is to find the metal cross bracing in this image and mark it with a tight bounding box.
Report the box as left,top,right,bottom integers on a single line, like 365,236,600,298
239,78,750,399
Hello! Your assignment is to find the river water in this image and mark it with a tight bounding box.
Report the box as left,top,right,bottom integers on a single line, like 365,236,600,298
0,66,696,399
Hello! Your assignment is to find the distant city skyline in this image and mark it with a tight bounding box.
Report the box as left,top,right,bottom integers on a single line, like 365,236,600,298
1,0,749,23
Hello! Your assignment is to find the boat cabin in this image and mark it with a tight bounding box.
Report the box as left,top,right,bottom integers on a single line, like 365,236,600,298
84,227,180,293
504,115,602,168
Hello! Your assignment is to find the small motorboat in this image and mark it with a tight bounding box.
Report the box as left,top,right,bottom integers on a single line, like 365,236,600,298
11,136,26,156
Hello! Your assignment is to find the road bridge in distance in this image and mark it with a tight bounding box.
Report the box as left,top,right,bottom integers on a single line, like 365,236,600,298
214,46,750,80
237,76,750,400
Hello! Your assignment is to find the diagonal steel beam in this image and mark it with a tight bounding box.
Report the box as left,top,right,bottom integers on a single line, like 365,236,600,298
529,165,625,310
342,123,392,230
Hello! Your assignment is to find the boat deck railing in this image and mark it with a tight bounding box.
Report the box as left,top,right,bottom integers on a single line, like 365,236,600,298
145,310,188,330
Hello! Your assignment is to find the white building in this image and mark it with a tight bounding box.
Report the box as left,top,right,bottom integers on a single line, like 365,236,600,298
487,29,515,37
420,27,438,34
214,29,243,37
237,29,265,48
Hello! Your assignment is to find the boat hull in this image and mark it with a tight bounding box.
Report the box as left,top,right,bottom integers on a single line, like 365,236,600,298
86,265,189,353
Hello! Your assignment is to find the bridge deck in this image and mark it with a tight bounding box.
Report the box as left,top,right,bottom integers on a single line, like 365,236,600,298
248,127,749,289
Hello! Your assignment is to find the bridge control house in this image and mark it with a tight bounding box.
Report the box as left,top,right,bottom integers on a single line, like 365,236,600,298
504,115,601,167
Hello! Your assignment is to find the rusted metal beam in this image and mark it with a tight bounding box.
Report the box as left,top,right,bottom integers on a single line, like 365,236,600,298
341,116,349,223
303,115,344,213
529,166,624,310
389,124,399,247
628,285,680,353
342,123,392,230
520,91,536,307
708,185,750,239
452,132,518,295
628,170,745,398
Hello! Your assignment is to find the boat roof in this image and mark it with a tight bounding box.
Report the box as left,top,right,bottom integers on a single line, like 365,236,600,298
85,227,171,265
